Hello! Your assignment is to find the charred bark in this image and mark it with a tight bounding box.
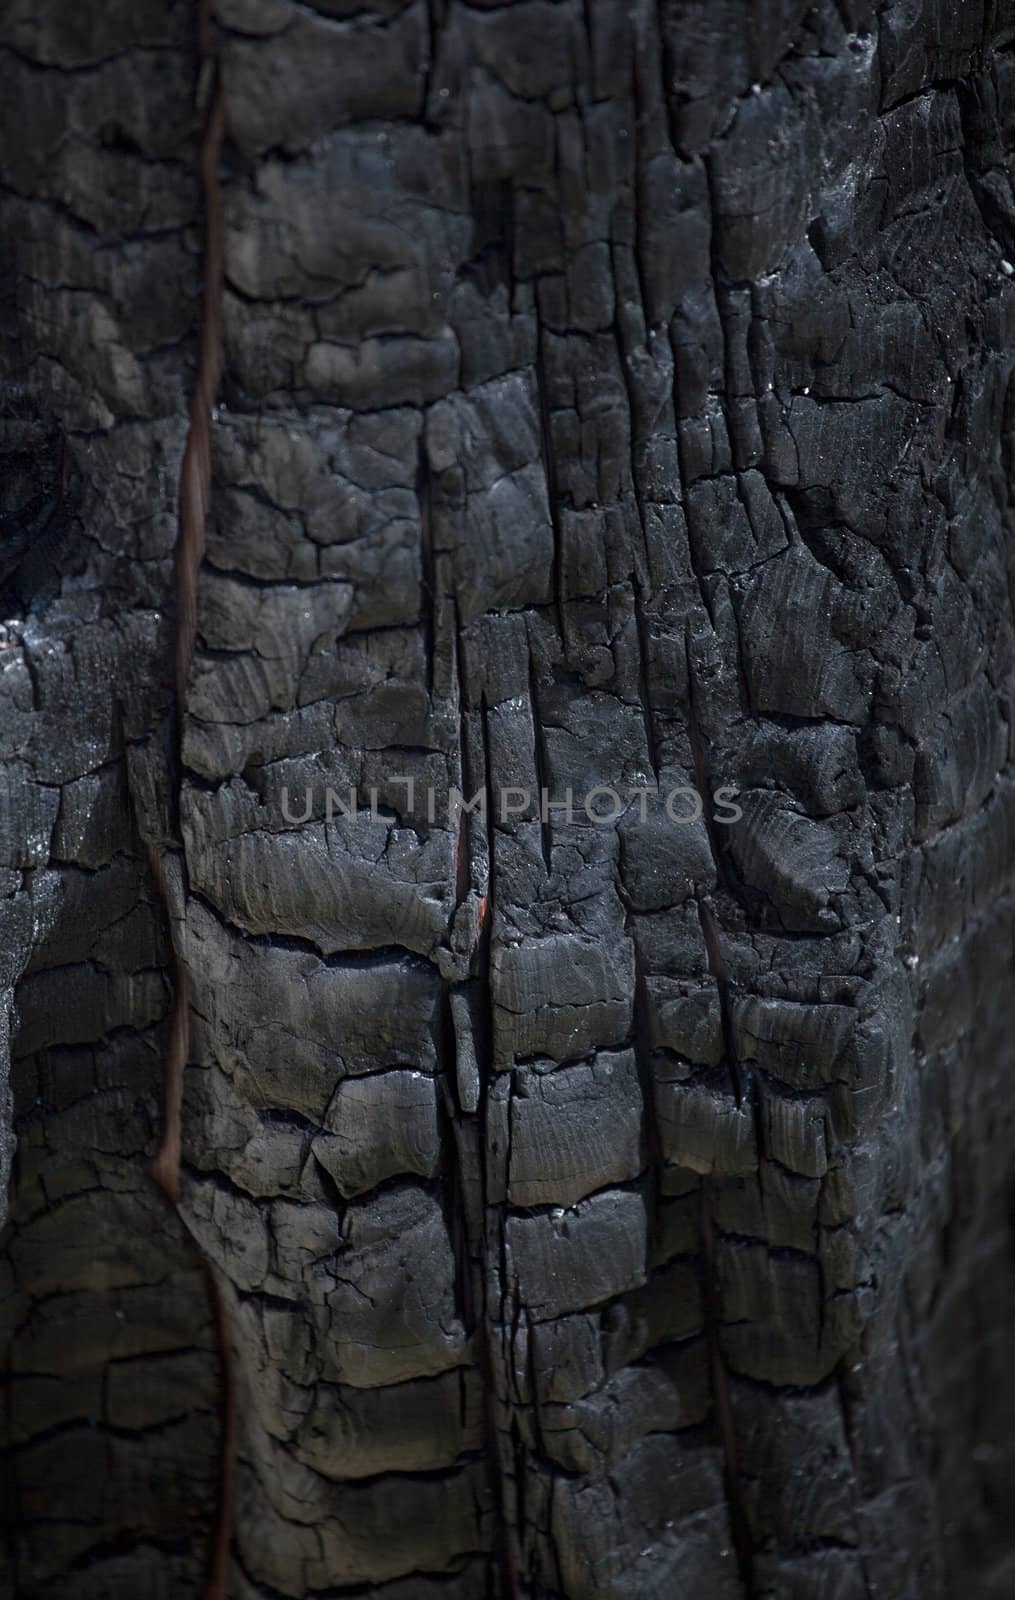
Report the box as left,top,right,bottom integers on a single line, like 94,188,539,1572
2,3,1015,1598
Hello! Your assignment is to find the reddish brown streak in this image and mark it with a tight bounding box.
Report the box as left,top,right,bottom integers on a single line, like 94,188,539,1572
147,7,232,1595
148,841,188,1207
150,7,224,1213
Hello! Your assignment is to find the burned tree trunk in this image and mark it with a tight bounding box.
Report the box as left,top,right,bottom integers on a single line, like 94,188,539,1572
3,2,1015,1597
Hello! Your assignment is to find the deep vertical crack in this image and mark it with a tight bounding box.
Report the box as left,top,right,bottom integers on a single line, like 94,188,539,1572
701,1186,756,1598
417,428,436,699
478,692,522,1600
534,314,565,643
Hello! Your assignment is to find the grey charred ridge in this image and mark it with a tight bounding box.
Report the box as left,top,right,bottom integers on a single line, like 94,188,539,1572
2,2,1015,1599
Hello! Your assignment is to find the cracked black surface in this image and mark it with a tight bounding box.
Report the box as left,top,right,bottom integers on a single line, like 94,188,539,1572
2,2,1015,1597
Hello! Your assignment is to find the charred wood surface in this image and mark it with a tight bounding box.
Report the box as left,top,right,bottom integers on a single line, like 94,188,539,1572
2,2,1015,1597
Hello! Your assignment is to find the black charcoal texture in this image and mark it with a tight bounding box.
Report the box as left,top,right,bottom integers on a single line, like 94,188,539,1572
2,2,1015,1597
